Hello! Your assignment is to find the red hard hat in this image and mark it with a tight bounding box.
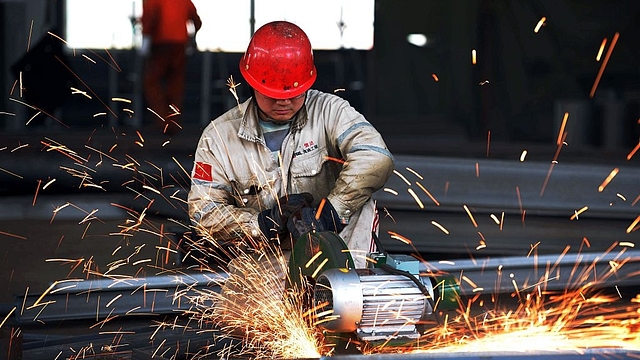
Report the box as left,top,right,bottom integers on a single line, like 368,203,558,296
239,21,317,99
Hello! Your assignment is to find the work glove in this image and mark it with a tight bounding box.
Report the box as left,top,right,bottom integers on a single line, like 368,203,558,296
257,193,314,240
286,199,345,241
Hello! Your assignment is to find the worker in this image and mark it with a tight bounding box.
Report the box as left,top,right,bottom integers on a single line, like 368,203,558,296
140,0,202,134
187,21,395,269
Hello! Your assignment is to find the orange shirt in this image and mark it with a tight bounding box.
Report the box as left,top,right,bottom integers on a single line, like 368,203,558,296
142,0,202,44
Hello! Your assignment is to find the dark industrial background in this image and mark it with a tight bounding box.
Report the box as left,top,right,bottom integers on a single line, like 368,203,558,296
1,1,639,147
0,1,639,359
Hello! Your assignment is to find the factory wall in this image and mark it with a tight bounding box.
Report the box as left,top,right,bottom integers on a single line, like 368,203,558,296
1,0,638,149
372,0,640,146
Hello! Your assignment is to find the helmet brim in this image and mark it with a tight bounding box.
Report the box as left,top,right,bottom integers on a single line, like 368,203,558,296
239,58,317,99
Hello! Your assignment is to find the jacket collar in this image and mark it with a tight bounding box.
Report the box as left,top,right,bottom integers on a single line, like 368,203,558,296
237,97,309,143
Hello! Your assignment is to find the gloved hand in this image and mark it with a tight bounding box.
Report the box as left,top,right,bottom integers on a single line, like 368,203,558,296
257,193,314,240
286,199,345,240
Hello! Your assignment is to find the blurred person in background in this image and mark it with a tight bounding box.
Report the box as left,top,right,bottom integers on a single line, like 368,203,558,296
139,0,201,135
188,21,395,269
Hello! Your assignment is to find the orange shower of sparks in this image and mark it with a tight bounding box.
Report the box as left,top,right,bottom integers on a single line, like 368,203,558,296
540,131,568,196
408,188,425,209
431,220,450,234
520,150,528,162
590,32,619,98
486,131,491,157
534,17,546,33
627,215,640,234
416,182,440,206
556,112,569,146
364,248,640,355
0,230,27,240
463,205,478,228
598,168,619,192
184,247,324,359
387,230,412,245
627,142,639,161
596,38,607,61
315,198,327,219
570,206,589,220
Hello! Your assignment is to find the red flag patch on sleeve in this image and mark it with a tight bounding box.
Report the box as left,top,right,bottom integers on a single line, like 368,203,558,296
193,162,213,181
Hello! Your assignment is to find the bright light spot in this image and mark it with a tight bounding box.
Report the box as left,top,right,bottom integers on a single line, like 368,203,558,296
596,38,607,61
520,150,528,162
65,0,375,51
534,16,546,33
407,33,427,47
65,0,142,49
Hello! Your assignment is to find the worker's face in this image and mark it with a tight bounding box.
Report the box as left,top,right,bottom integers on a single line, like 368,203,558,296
254,91,306,122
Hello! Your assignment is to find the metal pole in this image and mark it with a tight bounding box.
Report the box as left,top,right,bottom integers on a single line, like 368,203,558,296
108,52,118,129
15,271,226,323
250,0,255,36
428,249,640,295
200,51,212,126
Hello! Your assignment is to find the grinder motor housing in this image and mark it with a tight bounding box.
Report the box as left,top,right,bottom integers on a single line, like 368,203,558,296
288,231,460,343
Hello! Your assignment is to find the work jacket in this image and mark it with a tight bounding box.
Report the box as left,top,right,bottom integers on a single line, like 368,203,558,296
142,0,202,44
188,89,395,266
